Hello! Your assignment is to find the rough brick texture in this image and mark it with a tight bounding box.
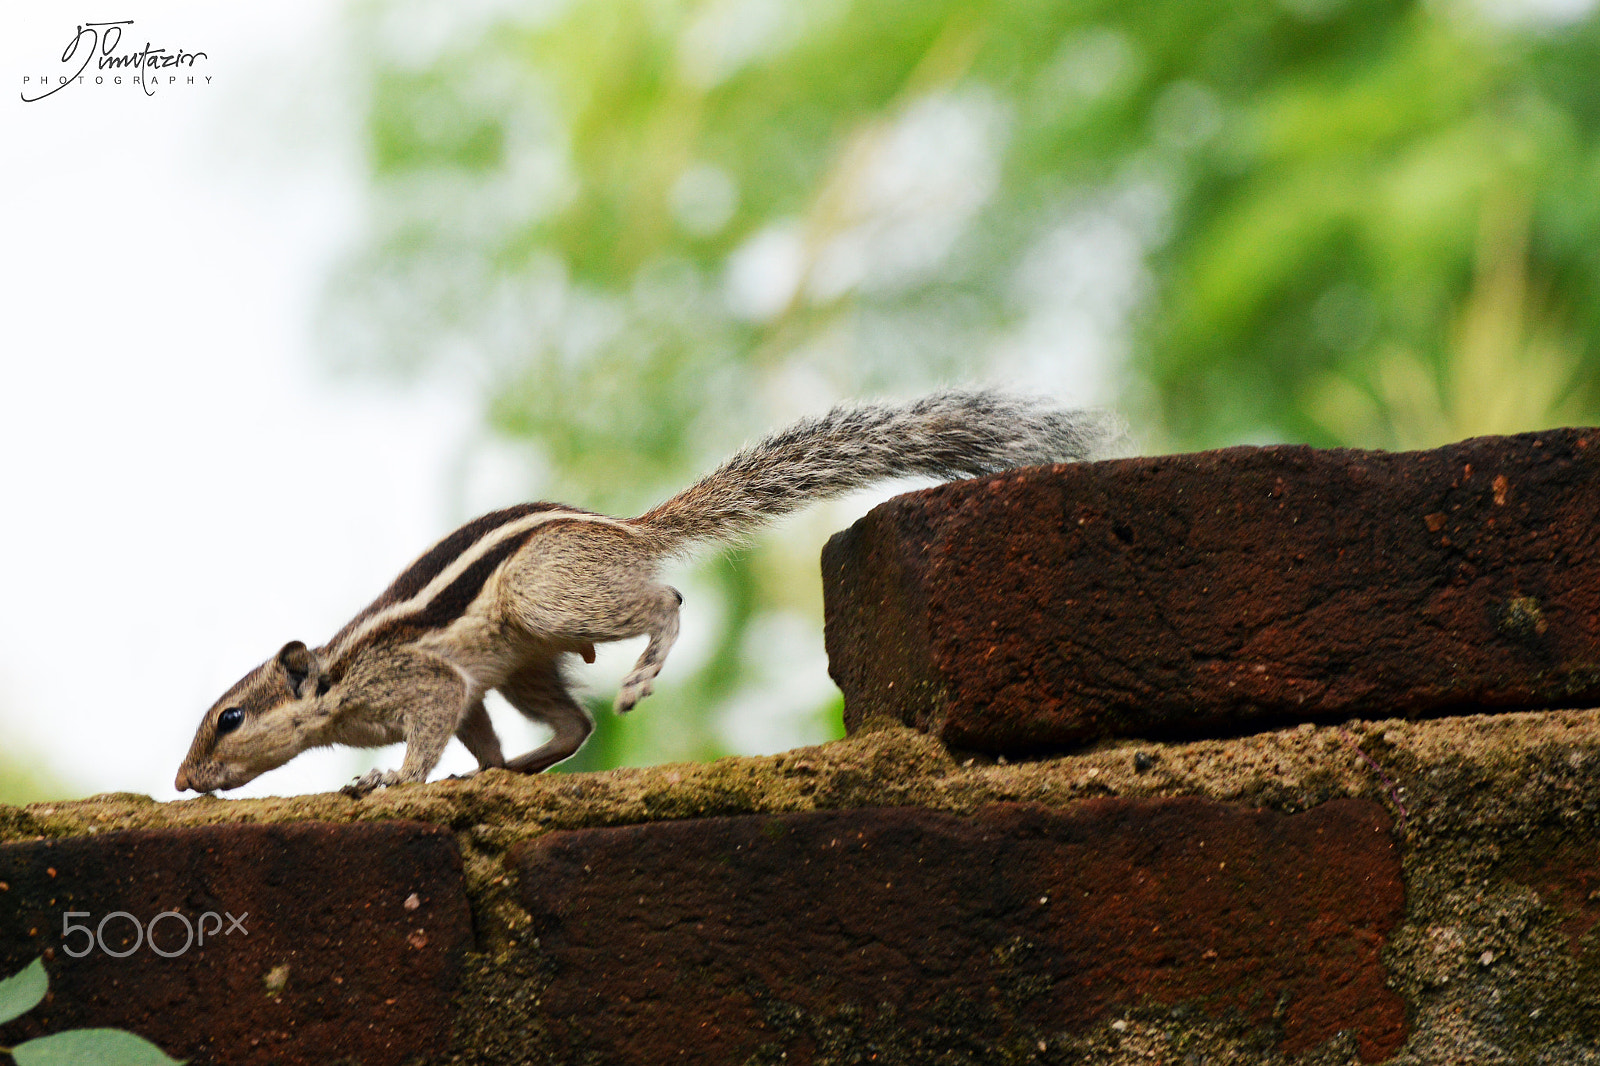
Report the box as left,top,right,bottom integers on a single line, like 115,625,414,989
824,429,1600,751
513,798,1405,1064
0,821,472,1066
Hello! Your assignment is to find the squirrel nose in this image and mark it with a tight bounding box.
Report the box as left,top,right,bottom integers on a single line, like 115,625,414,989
174,768,190,792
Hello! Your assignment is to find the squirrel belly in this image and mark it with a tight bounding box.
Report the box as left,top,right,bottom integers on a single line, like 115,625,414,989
174,390,1122,796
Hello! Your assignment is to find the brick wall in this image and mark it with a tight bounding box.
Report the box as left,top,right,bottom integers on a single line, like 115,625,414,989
5,431,1600,1064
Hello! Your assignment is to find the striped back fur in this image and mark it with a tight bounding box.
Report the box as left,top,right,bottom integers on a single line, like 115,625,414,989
321,503,629,672
631,390,1122,556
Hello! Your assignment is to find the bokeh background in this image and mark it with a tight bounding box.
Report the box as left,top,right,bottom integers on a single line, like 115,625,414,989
3,0,1597,802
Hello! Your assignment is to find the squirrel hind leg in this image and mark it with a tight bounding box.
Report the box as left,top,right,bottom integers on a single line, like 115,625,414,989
498,657,596,774
499,529,685,718
614,585,682,714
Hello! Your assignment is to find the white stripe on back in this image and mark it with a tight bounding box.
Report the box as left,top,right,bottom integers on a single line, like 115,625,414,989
329,509,634,658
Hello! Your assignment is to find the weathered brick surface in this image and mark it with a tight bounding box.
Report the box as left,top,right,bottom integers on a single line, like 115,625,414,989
0,821,472,1066
512,798,1405,1063
1508,836,1600,952
823,429,1600,751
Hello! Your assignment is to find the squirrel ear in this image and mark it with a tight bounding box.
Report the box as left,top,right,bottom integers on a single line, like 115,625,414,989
276,641,319,696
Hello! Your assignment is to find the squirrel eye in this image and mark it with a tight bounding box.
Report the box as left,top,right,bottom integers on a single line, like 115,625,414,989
217,707,245,734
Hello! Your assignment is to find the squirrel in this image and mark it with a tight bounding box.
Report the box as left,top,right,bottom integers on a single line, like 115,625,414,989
174,391,1121,796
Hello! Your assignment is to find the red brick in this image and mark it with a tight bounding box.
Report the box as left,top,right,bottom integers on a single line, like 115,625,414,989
512,798,1406,1063
1508,837,1600,951
823,430,1600,751
0,822,472,1066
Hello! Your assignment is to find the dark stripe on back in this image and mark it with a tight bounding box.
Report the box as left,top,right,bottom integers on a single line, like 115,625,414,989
409,525,540,630
376,503,568,608
328,503,572,646
322,511,606,678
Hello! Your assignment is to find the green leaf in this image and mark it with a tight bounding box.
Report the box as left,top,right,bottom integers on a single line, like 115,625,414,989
11,1028,185,1066
0,957,47,1027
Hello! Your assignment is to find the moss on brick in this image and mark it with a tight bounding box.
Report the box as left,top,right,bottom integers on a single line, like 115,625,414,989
4,706,1600,1062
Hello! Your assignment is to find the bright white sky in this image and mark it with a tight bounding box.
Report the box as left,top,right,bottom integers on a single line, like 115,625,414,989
0,1,506,800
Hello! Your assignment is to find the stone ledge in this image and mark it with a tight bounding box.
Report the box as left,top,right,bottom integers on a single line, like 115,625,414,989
1,707,1598,1063
822,429,1600,752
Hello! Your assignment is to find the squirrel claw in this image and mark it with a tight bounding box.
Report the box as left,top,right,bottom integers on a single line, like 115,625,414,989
341,769,394,798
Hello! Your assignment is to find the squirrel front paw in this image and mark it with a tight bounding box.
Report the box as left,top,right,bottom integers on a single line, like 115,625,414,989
341,769,401,797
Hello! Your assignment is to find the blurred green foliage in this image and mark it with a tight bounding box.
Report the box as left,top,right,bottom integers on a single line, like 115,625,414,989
324,0,1600,768
0,751,68,807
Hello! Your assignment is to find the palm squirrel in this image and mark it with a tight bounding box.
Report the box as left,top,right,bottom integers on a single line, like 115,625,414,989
174,391,1120,795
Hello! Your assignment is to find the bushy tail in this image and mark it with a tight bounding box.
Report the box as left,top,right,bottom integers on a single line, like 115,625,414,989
630,390,1123,556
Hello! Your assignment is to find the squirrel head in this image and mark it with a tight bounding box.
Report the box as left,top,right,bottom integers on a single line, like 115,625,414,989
175,641,332,792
